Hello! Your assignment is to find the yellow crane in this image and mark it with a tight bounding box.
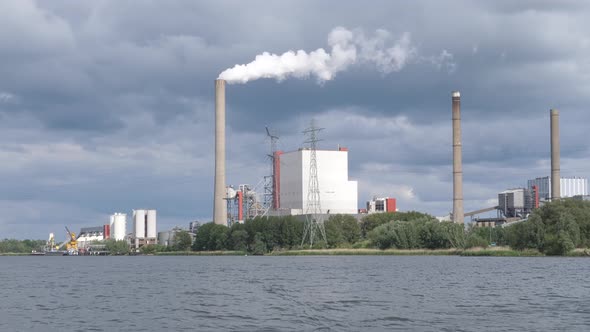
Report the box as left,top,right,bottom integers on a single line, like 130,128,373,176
63,226,78,253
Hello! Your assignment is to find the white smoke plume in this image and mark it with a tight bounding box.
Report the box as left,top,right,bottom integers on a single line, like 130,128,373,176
218,27,419,84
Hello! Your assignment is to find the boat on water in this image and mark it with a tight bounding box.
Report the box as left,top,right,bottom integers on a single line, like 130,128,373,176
29,250,68,256
45,250,68,256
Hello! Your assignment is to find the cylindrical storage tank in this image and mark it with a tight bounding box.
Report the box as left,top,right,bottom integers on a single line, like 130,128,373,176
146,210,157,238
157,231,169,246
110,214,115,228
104,224,110,240
112,213,127,241
134,210,146,239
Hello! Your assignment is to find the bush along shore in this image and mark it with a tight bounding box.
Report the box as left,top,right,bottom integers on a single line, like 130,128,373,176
174,199,589,257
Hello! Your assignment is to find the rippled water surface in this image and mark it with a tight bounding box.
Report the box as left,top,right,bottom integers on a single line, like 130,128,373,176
1,256,589,331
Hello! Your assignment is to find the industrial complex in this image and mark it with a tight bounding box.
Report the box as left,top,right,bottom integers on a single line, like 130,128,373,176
32,82,587,254
214,81,588,237
38,209,159,255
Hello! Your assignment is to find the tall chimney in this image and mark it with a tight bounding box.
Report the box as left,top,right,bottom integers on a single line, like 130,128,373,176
550,109,560,201
213,79,227,225
452,91,464,224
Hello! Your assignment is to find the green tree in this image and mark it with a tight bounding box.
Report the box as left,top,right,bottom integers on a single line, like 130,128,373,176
0,239,46,253
504,199,590,254
192,222,228,251
360,211,434,238
228,223,249,252
252,233,266,255
325,215,361,247
140,244,166,254
105,240,130,255
173,231,193,251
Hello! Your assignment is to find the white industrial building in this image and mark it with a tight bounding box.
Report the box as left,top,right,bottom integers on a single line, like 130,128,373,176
278,148,358,215
76,226,105,248
109,213,127,241
366,197,397,214
527,176,588,201
132,209,157,249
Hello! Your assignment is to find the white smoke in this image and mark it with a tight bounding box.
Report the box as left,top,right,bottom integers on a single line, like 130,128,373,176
218,27,419,84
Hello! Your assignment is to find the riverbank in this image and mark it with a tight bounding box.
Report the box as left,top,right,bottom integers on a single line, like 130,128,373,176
121,247,559,256
269,247,546,257
155,250,246,256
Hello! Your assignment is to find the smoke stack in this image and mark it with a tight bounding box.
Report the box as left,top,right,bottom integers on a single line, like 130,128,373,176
550,109,560,201
452,91,464,224
213,79,227,225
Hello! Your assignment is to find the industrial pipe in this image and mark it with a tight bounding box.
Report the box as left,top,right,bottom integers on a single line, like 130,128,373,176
214,79,228,225
452,91,464,224
550,109,560,201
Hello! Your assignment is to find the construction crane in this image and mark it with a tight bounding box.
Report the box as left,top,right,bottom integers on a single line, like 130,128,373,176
65,226,78,252
57,226,78,254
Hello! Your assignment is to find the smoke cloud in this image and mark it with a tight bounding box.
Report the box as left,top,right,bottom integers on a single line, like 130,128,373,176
218,27,422,84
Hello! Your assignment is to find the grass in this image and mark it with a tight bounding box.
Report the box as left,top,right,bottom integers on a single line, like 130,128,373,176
566,249,590,257
269,248,462,256
269,247,546,257
155,250,246,256
459,248,543,257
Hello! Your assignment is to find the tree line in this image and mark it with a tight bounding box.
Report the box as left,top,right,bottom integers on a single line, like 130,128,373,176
5,199,588,255
188,199,590,255
0,239,46,253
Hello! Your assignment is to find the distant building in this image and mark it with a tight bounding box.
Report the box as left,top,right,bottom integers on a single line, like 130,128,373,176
278,148,358,215
76,226,105,248
527,176,588,201
498,188,533,218
109,213,127,241
158,227,195,247
189,221,200,234
131,209,157,249
366,197,397,214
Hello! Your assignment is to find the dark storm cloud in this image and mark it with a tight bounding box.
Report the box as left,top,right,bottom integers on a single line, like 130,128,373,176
1,0,590,238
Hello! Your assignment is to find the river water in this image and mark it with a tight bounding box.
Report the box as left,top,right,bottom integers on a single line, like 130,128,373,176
0,256,588,331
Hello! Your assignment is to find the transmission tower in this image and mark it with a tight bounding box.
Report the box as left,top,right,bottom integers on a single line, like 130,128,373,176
263,126,279,215
301,119,327,247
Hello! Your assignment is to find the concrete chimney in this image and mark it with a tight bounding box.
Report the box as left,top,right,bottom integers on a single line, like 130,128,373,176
550,109,560,201
213,79,227,225
452,91,464,224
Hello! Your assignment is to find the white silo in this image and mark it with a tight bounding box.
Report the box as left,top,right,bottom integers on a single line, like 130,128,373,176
146,210,157,239
111,213,127,241
134,209,146,239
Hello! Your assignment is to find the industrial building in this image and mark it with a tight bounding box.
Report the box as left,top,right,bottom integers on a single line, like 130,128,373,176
132,209,157,249
109,213,127,241
527,176,588,201
366,197,397,214
498,188,535,218
158,226,195,247
76,226,105,248
278,147,358,215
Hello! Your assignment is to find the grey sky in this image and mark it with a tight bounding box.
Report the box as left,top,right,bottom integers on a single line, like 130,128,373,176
1,0,589,240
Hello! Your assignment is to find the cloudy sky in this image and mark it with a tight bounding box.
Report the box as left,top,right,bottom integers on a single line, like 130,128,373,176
1,0,589,240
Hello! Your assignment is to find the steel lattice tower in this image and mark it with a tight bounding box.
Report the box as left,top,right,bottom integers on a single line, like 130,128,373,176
263,126,279,215
302,120,327,247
